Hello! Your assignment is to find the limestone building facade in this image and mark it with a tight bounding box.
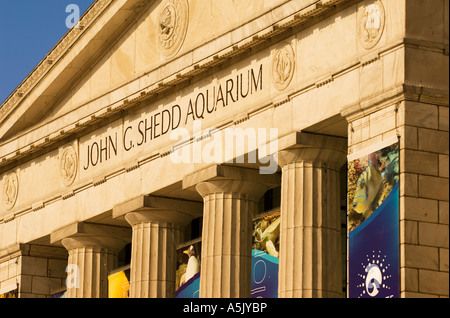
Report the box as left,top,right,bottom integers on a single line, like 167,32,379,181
0,0,448,298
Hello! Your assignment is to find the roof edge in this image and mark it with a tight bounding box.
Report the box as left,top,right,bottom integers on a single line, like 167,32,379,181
0,0,114,120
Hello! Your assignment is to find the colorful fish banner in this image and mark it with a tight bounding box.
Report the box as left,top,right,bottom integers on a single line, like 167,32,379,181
347,137,400,298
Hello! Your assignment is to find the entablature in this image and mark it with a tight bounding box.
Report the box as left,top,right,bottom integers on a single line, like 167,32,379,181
1,0,360,170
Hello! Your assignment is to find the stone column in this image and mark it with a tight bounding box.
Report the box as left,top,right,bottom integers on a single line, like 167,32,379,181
62,237,118,298
112,196,202,298
50,222,130,298
183,165,280,298
277,132,347,298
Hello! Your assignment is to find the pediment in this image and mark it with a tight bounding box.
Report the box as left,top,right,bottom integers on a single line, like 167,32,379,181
0,0,281,143
0,0,154,141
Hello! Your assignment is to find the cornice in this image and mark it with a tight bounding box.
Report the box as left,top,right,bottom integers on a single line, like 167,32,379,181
0,243,67,262
341,83,450,121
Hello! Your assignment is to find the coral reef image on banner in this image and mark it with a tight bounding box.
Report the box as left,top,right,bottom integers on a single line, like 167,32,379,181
348,138,399,298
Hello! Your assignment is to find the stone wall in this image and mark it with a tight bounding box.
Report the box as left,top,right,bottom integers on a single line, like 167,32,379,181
344,0,449,299
399,100,449,297
346,96,448,298
0,244,67,298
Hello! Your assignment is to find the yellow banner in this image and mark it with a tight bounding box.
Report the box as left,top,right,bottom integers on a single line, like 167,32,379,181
108,269,130,298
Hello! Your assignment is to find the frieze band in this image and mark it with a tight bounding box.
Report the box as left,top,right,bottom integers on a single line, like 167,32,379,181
82,64,264,171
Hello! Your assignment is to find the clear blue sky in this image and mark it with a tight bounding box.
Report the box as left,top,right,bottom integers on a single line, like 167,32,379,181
0,0,95,104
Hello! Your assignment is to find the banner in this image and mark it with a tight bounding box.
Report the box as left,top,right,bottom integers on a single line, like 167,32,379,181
175,240,201,298
108,266,130,298
50,289,67,298
251,211,280,298
347,137,399,298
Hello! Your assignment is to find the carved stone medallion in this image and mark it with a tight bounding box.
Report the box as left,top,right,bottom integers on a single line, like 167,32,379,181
272,43,295,91
157,0,189,58
60,146,78,186
3,172,18,211
358,0,385,50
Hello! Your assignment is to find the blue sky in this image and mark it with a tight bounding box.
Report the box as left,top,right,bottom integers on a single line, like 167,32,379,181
0,0,95,104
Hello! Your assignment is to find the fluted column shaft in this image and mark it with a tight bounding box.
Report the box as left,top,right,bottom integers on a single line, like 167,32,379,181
112,196,202,298
63,237,119,298
201,192,255,298
196,179,267,298
278,147,346,298
125,212,183,298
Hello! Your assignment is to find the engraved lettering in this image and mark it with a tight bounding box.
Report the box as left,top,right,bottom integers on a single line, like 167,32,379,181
216,84,225,107
161,109,171,135
226,78,236,105
91,142,99,167
81,64,265,171
251,64,263,94
195,92,205,119
240,71,250,98
185,99,195,124
124,126,133,151
83,145,90,170
137,120,145,146
154,112,161,139
172,104,181,129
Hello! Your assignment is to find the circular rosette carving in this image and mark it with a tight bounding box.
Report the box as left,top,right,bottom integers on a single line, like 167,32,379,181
358,0,385,50
157,0,189,58
271,43,295,91
3,172,18,211
60,146,78,186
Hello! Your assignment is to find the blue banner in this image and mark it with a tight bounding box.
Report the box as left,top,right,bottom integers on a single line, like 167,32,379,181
251,249,279,298
348,140,399,298
175,272,200,298
349,183,399,298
